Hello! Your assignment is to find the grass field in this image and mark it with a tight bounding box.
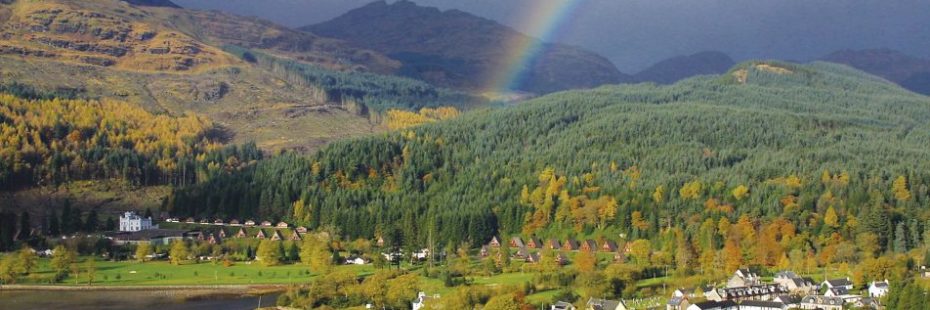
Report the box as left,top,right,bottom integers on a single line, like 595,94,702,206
15,257,375,286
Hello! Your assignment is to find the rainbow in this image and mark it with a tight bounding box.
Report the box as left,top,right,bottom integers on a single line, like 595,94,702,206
486,0,586,94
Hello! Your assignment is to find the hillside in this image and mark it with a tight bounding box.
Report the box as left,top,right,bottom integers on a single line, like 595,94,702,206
167,61,930,248
303,0,629,94
821,48,930,95
633,51,735,84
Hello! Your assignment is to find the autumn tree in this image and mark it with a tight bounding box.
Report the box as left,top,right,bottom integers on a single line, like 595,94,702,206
135,242,152,262
50,245,75,278
169,240,189,265
257,239,282,266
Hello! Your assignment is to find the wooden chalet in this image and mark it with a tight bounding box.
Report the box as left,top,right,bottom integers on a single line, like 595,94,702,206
580,240,597,252
217,228,227,238
276,222,289,229
260,221,273,227
213,219,224,225
244,220,256,227
525,253,541,263
547,239,562,250
289,230,303,241
563,239,580,251
601,240,619,252
614,250,626,262
556,253,569,265
207,233,221,245
488,236,502,248
376,236,385,247
185,217,196,223
514,247,530,259
229,219,241,226
199,218,210,224
527,237,543,249
296,226,308,233
236,228,247,238
255,229,267,239
270,230,283,241
480,245,489,257
510,236,525,248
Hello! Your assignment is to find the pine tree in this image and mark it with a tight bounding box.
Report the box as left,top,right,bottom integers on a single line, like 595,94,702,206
894,223,908,253
48,210,60,236
16,211,29,240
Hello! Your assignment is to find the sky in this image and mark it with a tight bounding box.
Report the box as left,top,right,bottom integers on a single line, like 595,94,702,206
173,0,930,73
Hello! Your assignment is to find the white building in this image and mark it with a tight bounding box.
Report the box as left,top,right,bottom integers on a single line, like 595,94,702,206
119,211,153,232
412,292,437,310
868,280,889,298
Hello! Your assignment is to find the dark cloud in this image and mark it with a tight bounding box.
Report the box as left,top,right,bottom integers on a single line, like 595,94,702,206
173,0,930,72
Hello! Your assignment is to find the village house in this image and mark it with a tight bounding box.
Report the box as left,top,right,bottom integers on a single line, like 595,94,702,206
119,211,154,232
480,245,490,257
255,229,267,239
580,240,598,252
563,239,580,251
586,297,629,310
799,295,844,310
185,217,196,223
821,278,853,291
727,269,761,288
412,292,437,310
244,220,256,226
229,219,240,226
213,219,224,225
667,295,691,310
772,271,815,294
236,227,247,238
166,218,179,223
199,218,210,224
547,239,562,250
296,226,308,233
772,295,801,308
527,237,543,249
260,221,273,227
686,300,737,310
345,256,368,265
868,280,889,298
511,236,526,248
601,240,619,252
705,284,788,302
269,230,283,241
552,301,577,310
488,236,502,247
289,230,302,241
854,297,880,309
217,228,227,238
276,222,289,228
207,233,221,245
514,247,530,259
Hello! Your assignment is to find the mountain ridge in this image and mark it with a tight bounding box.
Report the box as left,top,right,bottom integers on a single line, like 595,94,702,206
820,48,930,95
303,0,629,94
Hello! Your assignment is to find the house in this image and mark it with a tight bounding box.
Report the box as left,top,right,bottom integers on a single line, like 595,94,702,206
345,256,368,265
235,228,247,238
269,230,283,241
276,222,289,228
229,219,241,226
480,245,490,257
738,300,786,310
295,226,308,233
207,233,221,245
217,228,227,238
854,297,880,309
514,247,530,259
667,296,691,310
563,239,581,251
119,211,154,232
552,301,577,310
822,278,853,291
527,237,543,249
824,287,849,297
260,221,272,227
868,280,889,298
511,236,526,248
213,219,224,225
289,230,303,241
705,284,788,302
799,295,844,310
727,269,761,288
686,300,738,310
166,218,179,223
526,253,541,264
109,229,190,246
488,236,502,248
580,240,598,252
412,292,436,310
548,239,562,250
773,271,816,294
377,236,385,247
556,252,569,265
255,230,267,239
773,295,801,308
601,240,619,252
586,297,628,310
185,217,196,223
199,218,210,224
613,250,626,262
244,220,256,227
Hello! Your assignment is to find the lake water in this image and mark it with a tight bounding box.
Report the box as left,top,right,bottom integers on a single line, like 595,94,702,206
0,290,279,310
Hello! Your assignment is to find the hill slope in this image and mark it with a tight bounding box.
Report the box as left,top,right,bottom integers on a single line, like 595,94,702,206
821,48,930,95
303,0,629,94
633,51,735,84
167,61,930,246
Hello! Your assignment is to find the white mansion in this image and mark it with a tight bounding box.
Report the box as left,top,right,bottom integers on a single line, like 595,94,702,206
119,211,154,232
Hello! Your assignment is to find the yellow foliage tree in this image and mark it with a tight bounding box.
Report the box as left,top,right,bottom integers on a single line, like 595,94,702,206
892,175,911,201
732,185,749,200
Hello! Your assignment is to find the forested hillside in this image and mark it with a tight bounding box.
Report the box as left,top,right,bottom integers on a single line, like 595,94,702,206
166,61,930,267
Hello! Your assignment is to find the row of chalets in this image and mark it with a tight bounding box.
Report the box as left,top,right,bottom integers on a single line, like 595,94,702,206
482,236,627,265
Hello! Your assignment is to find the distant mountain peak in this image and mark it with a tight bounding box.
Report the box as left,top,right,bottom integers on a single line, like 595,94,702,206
633,51,735,84
303,1,628,93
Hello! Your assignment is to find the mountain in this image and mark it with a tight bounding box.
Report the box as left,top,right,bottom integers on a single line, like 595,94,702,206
167,61,930,246
303,0,629,94
124,0,180,8
0,0,483,153
633,51,735,84
820,48,930,95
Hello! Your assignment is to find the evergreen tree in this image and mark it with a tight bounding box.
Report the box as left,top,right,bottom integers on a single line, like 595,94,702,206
60,203,72,235
48,210,60,236
17,211,29,240
84,210,99,232
894,223,908,254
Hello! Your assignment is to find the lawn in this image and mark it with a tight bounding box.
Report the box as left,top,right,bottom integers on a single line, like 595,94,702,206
17,257,375,286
